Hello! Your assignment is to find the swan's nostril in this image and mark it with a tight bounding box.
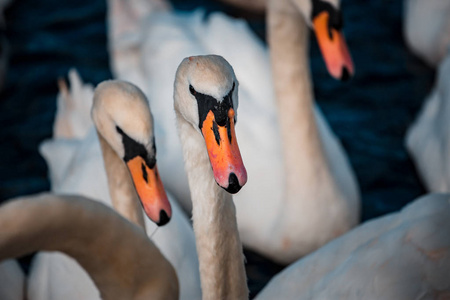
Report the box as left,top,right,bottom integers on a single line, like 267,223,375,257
157,210,170,226
340,66,351,81
225,173,241,194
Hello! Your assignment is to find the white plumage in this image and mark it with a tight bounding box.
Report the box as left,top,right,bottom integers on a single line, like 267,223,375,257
404,0,450,67
0,260,25,300
30,73,202,300
256,193,450,299
0,193,179,300
108,0,359,264
406,51,450,193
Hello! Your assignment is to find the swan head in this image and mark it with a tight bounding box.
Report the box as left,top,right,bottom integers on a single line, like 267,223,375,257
174,55,247,194
292,0,354,80
92,80,172,226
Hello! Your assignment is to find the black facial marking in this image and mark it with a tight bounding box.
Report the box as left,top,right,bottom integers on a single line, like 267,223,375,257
312,0,343,39
189,84,196,96
192,82,235,130
227,117,232,143
152,136,156,156
212,120,221,146
141,162,148,183
116,126,156,169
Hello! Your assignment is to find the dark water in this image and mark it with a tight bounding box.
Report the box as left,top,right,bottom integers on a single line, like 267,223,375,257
0,0,112,203
0,0,435,297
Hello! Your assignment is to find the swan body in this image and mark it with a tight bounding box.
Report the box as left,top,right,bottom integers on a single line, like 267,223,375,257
0,259,24,300
404,0,450,67
0,193,179,300
406,51,450,193
32,74,201,300
108,0,359,264
256,193,450,299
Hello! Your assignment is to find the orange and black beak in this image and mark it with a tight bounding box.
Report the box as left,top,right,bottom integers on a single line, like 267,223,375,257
126,156,172,226
312,10,354,81
201,108,247,194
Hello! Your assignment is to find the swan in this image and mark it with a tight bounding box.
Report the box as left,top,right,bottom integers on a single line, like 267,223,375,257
92,79,172,226
255,193,450,299
0,193,179,300
174,54,248,299
406,50,450,193
33,76,201,300
403,0,450,67
107,0,359,263
174,54,450,299
251,0,358,263
0,259,24,300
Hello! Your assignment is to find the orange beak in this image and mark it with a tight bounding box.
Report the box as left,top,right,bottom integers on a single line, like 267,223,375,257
201,109,247,194
126,157,172,226
313,11,354,80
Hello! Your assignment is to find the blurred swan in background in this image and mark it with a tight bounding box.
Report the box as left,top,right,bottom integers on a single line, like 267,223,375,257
33,74,201,300
406,51,450,193
108,0,360,264
0,193,179,300
404,0,450,194
404,0,450,67
256,193,450,299
0,260,24,300
258,0,359,263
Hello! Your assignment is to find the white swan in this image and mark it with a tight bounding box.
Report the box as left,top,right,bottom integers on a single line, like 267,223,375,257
32,76,201,300
0,193,179,300
252,0,358,263
107,0,359,263
92,79,173,226
406,50,450,193
174,54,450,299
404,0,450,67
255,193,450,299
174,54,248,299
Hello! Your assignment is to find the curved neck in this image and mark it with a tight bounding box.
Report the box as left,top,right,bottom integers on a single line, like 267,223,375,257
268,0,330,199
97,132,146,231
177,114,248,300
0,194,178,300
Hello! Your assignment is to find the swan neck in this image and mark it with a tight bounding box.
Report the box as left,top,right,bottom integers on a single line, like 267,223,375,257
268,0,329,198
177,115,248,300
97,131,146,231
0,194,178,300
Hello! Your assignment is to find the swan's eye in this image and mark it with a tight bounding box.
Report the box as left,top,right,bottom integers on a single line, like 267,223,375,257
189,85,197,96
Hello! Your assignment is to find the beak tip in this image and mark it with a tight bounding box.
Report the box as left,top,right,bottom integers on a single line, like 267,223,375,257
156,209,171,226
224,172,244,194
340,66,352,81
